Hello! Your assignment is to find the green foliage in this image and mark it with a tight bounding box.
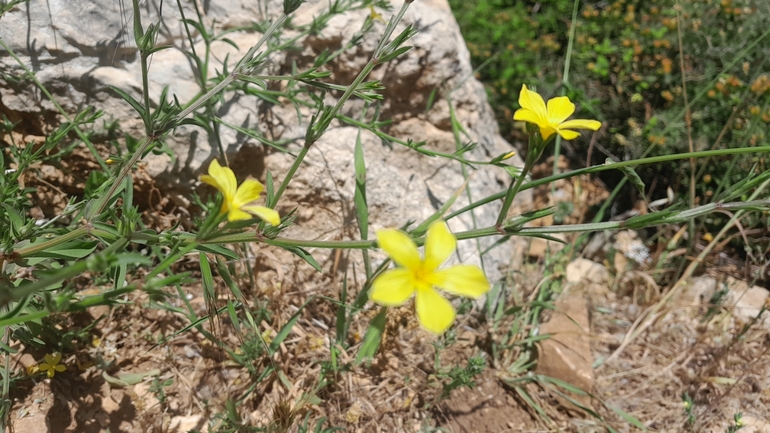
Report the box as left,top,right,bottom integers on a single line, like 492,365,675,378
1,0,769,430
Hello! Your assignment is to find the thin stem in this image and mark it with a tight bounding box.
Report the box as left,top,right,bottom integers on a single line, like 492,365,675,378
496,150,536,227
271,1,413,207
0,38,108,171
455,145,770,223
15,228,89,258
551,0,582,197
176,15,287,122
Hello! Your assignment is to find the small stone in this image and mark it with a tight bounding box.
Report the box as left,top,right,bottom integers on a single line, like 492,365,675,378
95,411,110,427
566,258,609,284
535,293,594,410
169,414,205,432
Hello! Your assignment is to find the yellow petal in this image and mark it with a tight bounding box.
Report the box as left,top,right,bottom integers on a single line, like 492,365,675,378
199,174,221,190
540,125,557,141
558,119,602,131
233,179,265,208
54,364,66,372
227,208,253,222
376,228,421,270
432,265,490,298
415,287,455,334
423,221,456,271
518,85,547,124
208,159,237,200
39,363,50,371
557,129,581,140
370,268,416,306
47,369,55,378
546,96,576,124
242,205,281,226
513,108,544,127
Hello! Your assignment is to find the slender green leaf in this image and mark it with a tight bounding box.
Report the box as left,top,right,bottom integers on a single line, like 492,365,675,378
355,307,387,366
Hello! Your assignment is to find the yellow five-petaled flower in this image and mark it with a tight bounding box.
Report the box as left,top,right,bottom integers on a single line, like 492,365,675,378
200,160,280,226
38,353,67,378
514,84,601,141
370,221,490,334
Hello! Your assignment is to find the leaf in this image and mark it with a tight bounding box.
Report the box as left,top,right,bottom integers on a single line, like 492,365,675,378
215,256,244,302
33,241,98,260
335,274,348,345
354,307,387,366
269,298,311,354
612,160,646,199
353,130,369,240
607,404,649,431
266,169,275,208
0,203,24,237
103,369,161,388
284,246,322,272
109,86,146,118
195,244,239,261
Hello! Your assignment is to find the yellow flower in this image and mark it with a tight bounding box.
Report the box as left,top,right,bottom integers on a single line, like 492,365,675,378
370,221,490,334
514,85,602,141
200,159,280,225
38,353,67,378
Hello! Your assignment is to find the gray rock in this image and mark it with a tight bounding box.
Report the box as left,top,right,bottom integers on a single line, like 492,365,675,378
1,0,531,282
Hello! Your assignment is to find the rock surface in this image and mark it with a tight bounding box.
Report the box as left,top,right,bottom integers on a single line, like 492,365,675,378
0,0,531,281
536,259,606,408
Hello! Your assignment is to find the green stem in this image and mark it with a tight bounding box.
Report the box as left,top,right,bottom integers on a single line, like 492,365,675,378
271,1,413,207
495,149,537,227
551,0,582,197
0,38,108,171
455,145,770,222
271,143,311,207
15,228,89,258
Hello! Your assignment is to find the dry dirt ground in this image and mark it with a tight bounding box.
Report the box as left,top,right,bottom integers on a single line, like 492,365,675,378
6,149,770,433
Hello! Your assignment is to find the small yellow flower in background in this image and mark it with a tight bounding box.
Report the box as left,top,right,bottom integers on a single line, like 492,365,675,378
370,221,490,334
514,84,602,141
200,159,280,225
38,353,66,378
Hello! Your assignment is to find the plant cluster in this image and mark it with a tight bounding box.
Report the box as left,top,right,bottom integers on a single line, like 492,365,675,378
0,0,769,431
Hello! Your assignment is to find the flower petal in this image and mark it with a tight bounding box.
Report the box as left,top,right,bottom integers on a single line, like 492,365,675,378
518,85,547,125
233,179,264,209
558,119,602,131
376,228,421,270
546,96,576,124
423,221,456,271
199,174,220,190
432,265,490,298
242,205,281,226
208,159,237,201
47,368,55,378
227,208,253,222
54,364,66,372
370,268,416,306
557,128,581,140
39,363,50,371
415,287,455,334
513,108,544,126
540,126,558,141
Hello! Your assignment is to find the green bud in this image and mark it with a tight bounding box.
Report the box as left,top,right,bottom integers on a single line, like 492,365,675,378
284,0,304,14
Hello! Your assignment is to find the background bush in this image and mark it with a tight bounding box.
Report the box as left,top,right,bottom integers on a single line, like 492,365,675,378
449,0,770,208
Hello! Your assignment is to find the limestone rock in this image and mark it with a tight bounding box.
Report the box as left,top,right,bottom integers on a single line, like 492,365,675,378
1,0,531,282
